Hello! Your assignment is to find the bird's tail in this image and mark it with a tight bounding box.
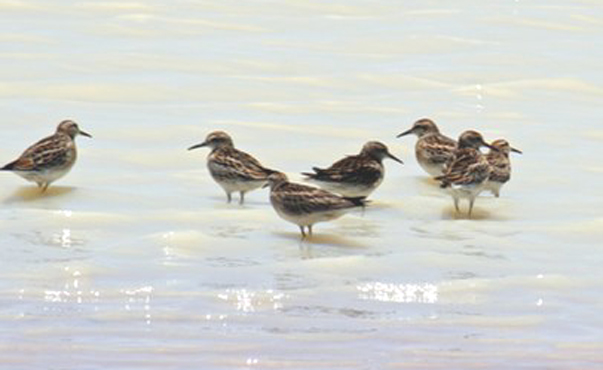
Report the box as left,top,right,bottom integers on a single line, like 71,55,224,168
301,167,324,179
0,161,17,171
344,196,369,208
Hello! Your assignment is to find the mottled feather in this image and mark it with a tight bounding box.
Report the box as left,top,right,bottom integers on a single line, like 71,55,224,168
486,152,511,184
304,155,382,186
271,181,365,215
4,134,74,172
208,146,274,182
416,133,457,166
437,148,490,188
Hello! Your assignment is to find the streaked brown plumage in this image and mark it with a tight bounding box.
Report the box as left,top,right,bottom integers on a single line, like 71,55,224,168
302,141,402,198
435,130,495,217
1,120,92,191
397,118,456,177
265,172,366,237
485,139,522,197
188,131,276,204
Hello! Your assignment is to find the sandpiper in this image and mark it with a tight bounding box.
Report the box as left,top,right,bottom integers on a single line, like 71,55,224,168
397,118,456,177
485,139,522,197
265,172,366,238
188,131,276,204
435,130,496,217
1,120,91,191
301,141,403,198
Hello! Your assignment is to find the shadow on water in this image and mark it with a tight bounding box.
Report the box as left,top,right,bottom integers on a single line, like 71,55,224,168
273,231,369,250
440,206,493,221
3,186,76,204
411,175,447,197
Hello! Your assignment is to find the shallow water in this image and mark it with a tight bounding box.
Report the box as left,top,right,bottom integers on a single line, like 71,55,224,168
1,1,602,369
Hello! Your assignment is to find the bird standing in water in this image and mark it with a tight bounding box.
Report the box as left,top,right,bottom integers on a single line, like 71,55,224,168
397,118,456,177
302,141,403,198
485,139,522,197
436,130,496,218
1,120,92,191
188,131,276,204
265,172,366,238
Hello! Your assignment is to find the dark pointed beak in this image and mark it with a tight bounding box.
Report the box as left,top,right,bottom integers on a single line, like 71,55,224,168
79,130,92,138
511,147,523,154
482,140,499,151
262,181,271,189
396,128,413,138
386,151,404,164
188,142,207,151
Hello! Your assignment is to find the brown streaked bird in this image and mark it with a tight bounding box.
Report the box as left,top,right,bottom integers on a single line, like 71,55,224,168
188,131,276,204
435,130,496,217
1,120,92,191
265,172,367,238
485,139,522,197
397,118,456,177
302,141,403,198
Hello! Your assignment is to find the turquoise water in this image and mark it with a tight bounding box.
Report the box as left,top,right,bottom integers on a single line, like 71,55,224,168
1,1,602,368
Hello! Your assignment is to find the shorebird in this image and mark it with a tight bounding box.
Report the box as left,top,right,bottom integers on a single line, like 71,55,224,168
485,139,522,197
265,172,366,238
302,141,403,198
397,118,456,177
435,130,496,217
188,131,276,204
1,120,92,191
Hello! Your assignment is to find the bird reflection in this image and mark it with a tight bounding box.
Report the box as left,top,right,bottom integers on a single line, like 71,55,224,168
3,186,75,203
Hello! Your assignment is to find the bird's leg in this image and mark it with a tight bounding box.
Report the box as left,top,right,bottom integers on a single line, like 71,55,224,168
468,197,476,219
453,197,460,213
41,183,49,192
226,192,232,203
308,225,313,236
239,191,245,205
299,226,306,238
494,190,500,198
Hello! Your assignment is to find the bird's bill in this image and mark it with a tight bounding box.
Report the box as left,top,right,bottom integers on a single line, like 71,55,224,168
262,181,270,189
187,142,207,151
396,128,413,138
482,140,499,151
511,147,523,154
79,130,92,138
386,151,404,164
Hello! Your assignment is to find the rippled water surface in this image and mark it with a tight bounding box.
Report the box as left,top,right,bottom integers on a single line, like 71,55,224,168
1,1,602,369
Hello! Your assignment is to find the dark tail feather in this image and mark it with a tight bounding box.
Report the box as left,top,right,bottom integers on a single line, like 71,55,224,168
0,161,16,171
344,196,368,207
302,167,324,179
301,171,316,179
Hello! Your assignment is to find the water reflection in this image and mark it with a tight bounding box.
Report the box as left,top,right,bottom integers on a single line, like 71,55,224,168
121,286,154,325
53,229,72,249
357,282,438,304
217,289,287,313
3,186,75,203
43,267,100,307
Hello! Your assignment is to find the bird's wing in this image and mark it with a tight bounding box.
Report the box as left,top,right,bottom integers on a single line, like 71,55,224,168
419,135,456,164
210,148,273,181
306,156,382,185
486,154,511,182
438,150,489,186
3,135,70,171
274,182,359,214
